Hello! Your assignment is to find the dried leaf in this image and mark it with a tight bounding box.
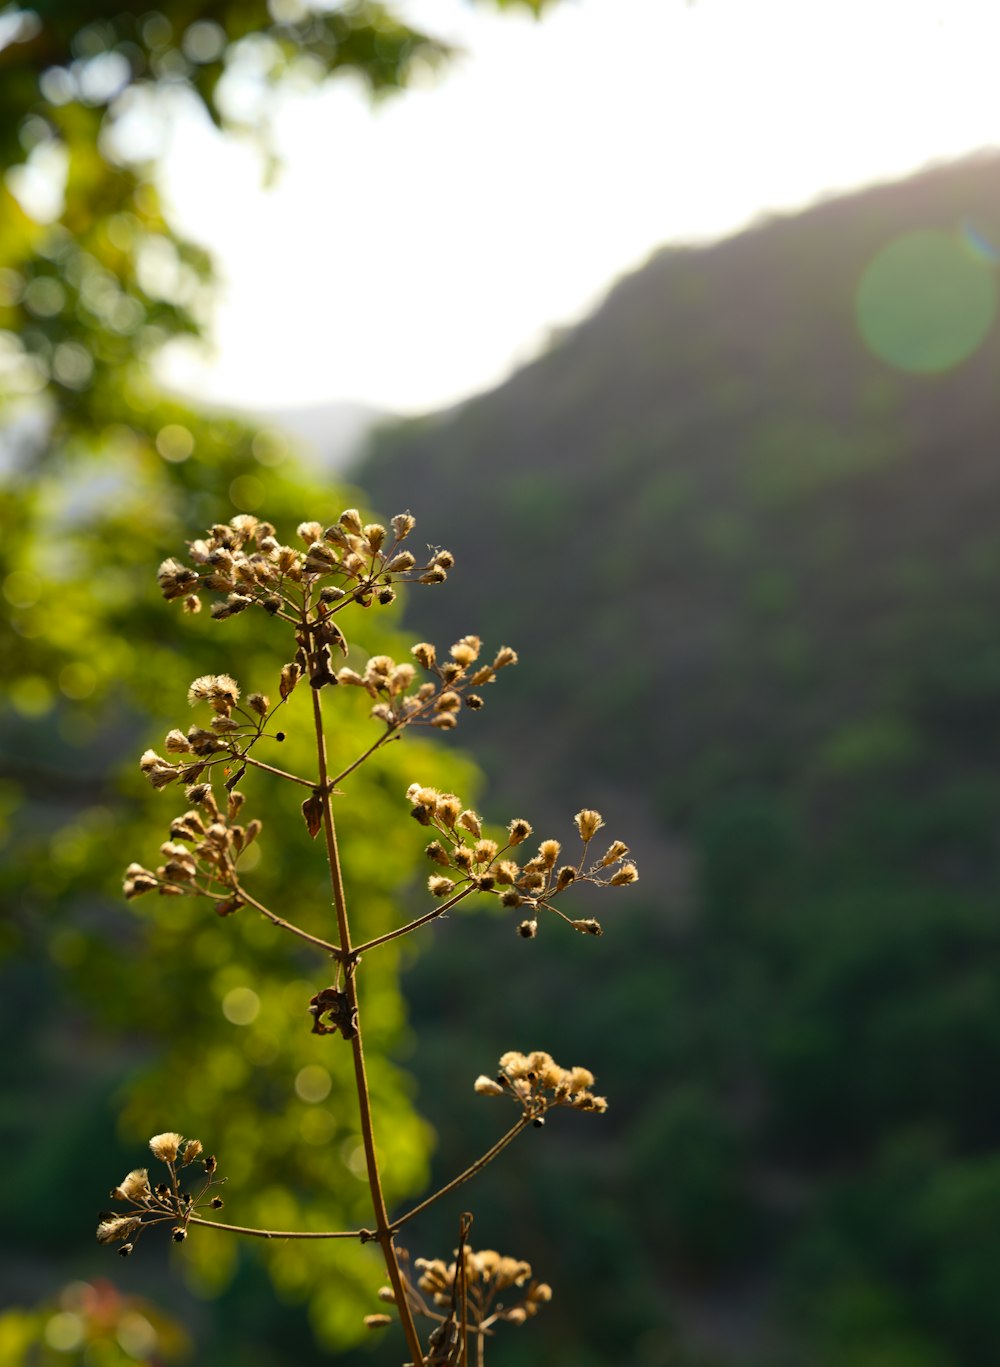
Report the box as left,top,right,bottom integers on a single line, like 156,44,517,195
308,987,358,1040
301,791,324,839
279,662,301,700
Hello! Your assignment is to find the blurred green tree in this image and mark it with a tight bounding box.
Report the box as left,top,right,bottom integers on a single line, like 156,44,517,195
0,1,562,1357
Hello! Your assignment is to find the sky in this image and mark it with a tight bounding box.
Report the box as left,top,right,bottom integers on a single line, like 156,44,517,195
158,0,1000,416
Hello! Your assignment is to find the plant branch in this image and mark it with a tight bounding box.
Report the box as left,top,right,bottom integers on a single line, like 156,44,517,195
187,1216,364,1240
233,882,342,958
310,681,426,1366
392,1118,531,1231
351,885,475,957
229,749,318,789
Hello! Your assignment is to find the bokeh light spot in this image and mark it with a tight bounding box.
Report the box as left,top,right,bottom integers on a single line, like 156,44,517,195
156,423,194,462
9,675,54,717
3,569,40,607
221,986,260,1025
251,429,288,466
299,1107,336,1145
52,341,93,388
59,661,96,699
44,1312,85,1351
856,229,996,373
229,473,265,509
295,1063,332,1103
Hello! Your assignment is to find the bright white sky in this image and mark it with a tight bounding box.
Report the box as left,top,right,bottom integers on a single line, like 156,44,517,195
159,0,1000,415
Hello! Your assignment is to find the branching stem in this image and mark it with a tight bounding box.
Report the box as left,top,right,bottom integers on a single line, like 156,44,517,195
392,1118,531,1231
232,882,342,958
310,681,426,1366
351,884,475,957
187,1216,364,1240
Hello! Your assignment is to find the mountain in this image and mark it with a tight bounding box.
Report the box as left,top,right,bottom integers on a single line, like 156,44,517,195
348,151,1000,1367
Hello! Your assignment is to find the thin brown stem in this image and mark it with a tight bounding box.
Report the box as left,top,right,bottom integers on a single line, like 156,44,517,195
229,750,318,789
351,885,475,957
187,1216,364,1240
392,1118,531,1231
329,726,401,786
310,683,426,1366
233,882,342,958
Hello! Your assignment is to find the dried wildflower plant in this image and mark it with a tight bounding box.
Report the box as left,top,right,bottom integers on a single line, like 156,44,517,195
102,507,638,1364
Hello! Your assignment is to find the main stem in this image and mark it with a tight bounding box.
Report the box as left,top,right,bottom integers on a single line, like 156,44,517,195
310,685,425,1366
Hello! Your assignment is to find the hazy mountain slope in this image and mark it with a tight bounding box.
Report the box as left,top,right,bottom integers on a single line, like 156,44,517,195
351,152,1000,1367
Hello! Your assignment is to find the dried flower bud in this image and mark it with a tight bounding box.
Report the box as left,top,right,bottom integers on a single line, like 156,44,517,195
575,809,605,842
555,866,576,892
449,635,481,665
363,522,386,552
364,1315,392,1330
171,1227,187,1243
501,890,524,908
570,918,604,936
279,662,301,699
474,1075,505,1095
599,840,629,867
538,840,561,867
609,863,639,886
494,646,518,668
164,729,192,754
435,794,462,827
110,1169,151,1202
428,875,456,897
96,1215,141,1245
181,1138,203,1165
458,809,482,838
391,512,415,539
412,642,436,668
431,550,455,568
425,841,450,866
517,918,538,938
247,692,269,717
297,520,324,544
465,693,484,709
339,508,363,534
419,567,447,584
149,1132,184,1162
508,818,532,845
385,551,415,572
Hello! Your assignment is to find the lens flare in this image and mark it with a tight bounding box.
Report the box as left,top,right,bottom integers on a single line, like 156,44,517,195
855,228,996,374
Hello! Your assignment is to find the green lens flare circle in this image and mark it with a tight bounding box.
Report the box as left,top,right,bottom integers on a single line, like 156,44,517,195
856,229,997,374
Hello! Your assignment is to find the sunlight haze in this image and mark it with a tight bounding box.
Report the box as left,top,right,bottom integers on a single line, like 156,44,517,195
159,0,1000,415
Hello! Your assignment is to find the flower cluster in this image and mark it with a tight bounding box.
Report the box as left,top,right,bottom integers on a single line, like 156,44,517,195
379,1244,551,1346
339,636,517,733
157,508,450,621
96,1133,224,1257
123,783,259,913
136,672,283,793
406,788,638,936
474,1050,608,1120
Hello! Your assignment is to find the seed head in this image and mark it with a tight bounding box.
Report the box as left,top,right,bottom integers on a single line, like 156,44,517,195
575,809,605,842
508,818,532,845
609,863,639,886
110,1169,151,1202
149,1132,185,1162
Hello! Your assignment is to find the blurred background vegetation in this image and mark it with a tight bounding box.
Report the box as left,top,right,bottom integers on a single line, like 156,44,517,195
4,2,1000,1366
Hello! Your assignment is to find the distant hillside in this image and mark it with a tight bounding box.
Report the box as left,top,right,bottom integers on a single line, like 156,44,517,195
353,152,1000,1367
358,150,1000,815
